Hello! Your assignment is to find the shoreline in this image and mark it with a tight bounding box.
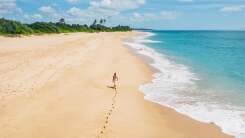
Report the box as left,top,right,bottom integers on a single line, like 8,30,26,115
0,32,232,138
125,31,243,138
123,31,234,138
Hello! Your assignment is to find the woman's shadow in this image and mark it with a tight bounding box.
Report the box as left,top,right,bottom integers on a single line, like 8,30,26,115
107,85,116,89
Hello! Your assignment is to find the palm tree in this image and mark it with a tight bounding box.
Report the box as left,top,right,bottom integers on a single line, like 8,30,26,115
59,18,65,24
99,19,103,24
92,19,97,26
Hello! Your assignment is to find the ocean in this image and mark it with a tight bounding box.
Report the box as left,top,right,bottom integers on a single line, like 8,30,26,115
124,30,245,138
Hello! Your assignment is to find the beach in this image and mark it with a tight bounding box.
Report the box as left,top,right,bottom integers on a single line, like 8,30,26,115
0,32,232,138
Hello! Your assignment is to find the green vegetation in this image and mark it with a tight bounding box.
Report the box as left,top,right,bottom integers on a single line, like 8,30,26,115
0,18,33,35
0,18,132,36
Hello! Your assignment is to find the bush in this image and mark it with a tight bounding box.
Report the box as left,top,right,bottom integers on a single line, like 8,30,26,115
0,18,132,36
28,22,60,33
0,18,33,35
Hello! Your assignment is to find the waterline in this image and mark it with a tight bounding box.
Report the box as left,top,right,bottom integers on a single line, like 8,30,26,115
124,31,245,138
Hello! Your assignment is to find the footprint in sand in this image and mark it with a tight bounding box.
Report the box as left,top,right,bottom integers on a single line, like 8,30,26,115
97,89,118,138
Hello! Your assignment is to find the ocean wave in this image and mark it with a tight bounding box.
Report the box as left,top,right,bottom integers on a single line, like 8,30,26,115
133,32,161,43
124,32,245,138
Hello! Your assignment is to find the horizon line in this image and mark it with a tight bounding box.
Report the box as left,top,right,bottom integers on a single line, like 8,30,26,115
134,28,245,31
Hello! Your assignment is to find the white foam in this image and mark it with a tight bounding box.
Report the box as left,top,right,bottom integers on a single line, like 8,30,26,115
124,32,245,138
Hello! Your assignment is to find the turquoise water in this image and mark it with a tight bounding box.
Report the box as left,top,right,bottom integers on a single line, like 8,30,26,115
148,31,245,106
124,31,245,138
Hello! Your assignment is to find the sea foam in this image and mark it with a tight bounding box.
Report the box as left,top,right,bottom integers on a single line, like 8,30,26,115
124,31,245,138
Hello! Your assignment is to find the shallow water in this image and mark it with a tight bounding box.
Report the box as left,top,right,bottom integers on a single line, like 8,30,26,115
124,31,245,138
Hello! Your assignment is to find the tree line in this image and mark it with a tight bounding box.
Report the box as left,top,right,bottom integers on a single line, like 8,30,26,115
0,18,132,36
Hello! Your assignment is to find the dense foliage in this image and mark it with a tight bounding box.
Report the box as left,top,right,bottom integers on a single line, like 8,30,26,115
0,18,33,35
0,18,132,35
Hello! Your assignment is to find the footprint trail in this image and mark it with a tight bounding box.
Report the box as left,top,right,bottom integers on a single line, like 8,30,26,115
97,88,118,138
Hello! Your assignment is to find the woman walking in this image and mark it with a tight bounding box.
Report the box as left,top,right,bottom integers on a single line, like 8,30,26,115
112,73,118,89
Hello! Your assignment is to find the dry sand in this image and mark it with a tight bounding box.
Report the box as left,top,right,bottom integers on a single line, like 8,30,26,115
0,32,233,138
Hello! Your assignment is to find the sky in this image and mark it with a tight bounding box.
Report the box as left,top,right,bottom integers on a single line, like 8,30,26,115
0,0,245,30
